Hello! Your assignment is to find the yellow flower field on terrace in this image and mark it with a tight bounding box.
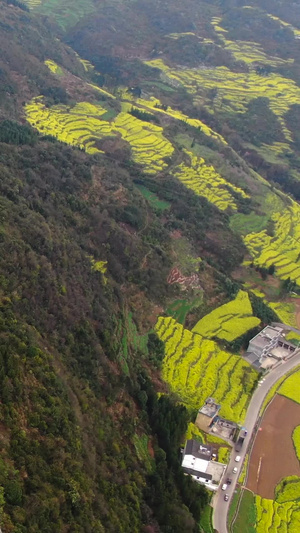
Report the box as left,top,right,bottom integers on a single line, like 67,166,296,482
278,370,300,404
174,150,248,211
244,202,300,286
211,16,294,68
255,492,300,533
192,290,260,341
135,95,227,144
155,316,257,422
144,58,300,141
268,302,297,328
25,98,174,173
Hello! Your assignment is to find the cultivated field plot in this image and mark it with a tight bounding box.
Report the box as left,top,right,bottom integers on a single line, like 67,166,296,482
246,395,300,499
174,150,249,211
192,290,260,341
244,203,300,286
23,0,95,30
135,96,227,144
155,316,257,422
144,57,300,141
26,98,174,173
255,483,300,533
278,369,300,404
212,16,294,68
268,301,297,328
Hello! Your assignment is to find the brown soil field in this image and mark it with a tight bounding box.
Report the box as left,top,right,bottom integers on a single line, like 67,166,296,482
246,394,300,499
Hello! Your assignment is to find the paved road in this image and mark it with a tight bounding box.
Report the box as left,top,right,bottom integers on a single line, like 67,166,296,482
213,350,300,533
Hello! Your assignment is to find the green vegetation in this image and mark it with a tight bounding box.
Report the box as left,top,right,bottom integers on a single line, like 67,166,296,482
238,454,249,485
228,487,241,530
278,370,300,403
5,0,300,530
166,296,203,325
199,504,214,533
232,489,256,533
136,184,170,211
218,446,230,463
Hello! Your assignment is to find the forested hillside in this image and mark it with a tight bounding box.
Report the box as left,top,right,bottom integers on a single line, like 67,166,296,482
1,0,300,531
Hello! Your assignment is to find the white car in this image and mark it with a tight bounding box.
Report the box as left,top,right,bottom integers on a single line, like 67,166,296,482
221,483,228,491
232,467,238,474
235,455,241,462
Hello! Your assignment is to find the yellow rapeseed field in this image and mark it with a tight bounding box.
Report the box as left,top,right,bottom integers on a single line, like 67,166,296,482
25,97,174,173
174,150,248,211
192,290,260,341
155,316,257,422
244,202,300,286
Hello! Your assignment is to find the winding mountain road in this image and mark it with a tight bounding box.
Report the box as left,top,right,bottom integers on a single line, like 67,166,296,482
213,350,300,533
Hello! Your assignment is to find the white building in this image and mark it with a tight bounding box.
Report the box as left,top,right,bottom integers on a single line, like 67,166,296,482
182,440,226,491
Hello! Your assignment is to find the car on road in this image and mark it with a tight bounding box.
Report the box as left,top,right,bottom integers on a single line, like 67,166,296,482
224,494,229,501
232,467,238,474
226,478,232,485
221,483,228,491
235,455,241,462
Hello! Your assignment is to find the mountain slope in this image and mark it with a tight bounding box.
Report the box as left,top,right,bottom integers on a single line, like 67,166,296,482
1,1,300,532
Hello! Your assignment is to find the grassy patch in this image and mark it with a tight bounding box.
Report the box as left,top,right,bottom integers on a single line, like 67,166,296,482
136,185,170,211
166,296,203,325
228,487,241,530
230,212,269,236
238,454,248,485
199,505,213,533
233,489,256,533
133,434,154,472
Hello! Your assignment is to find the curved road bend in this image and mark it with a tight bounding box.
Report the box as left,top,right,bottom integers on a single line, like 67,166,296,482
213,349,300,533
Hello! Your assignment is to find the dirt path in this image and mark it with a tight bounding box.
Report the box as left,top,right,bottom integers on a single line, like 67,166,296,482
246,394,300,499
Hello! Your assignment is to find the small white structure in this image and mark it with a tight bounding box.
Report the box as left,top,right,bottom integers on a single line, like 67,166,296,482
182,440,226,491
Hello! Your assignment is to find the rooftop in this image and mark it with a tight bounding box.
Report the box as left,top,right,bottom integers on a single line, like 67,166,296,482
184,439,213,460
250,326,283,349
199,397,220,418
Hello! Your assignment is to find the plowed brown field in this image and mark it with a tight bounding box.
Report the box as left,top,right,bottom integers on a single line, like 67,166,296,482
246,394,300,499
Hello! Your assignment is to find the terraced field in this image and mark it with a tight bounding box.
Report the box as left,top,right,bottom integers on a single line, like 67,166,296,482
192,290,260,341
268,302,297,327
144,59,300,141
174,150,248,211
23,0,95,30
244,202,300,286
135,96,227,144
255,478,300,533
212,16,294,68
25,98,174,173
155,316,257,422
